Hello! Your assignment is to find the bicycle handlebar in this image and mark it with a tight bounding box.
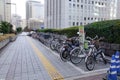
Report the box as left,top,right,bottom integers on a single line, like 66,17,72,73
86,35,104,44
86,35,98,41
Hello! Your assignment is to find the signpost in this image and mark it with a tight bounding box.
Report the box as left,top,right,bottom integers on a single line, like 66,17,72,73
40,24,44,29
79,26,85,44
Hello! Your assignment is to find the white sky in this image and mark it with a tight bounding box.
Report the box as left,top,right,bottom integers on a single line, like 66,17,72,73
11,0,44,19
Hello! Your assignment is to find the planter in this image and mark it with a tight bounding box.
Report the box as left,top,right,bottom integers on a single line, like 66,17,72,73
9,36,17,42
0,38,10,50
105,49,115,57
100,42,120,57
110,43,120,50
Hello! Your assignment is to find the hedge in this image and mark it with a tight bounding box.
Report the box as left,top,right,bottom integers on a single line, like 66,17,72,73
38,26,79,38
85,19,120,43
38,19,120,44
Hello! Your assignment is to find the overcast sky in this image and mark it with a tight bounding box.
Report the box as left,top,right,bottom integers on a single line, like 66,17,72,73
11,0,44,19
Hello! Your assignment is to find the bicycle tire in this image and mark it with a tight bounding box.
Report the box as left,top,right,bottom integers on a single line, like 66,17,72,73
70,47,83,64
85,56,95,71
96,50,107,64
60,50,70,62
50,41,56,50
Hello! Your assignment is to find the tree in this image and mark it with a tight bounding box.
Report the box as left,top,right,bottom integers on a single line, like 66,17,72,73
0,21,13,34
16,27,22,33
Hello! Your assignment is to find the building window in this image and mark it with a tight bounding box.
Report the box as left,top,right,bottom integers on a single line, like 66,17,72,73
92,1,94,4
69,16,71,20
95,1,97,4
77,4,79,7
91,18,93,20
77,0,79,2
73,22,75,26
98,2,100,5
98,18,100,21
69,22,71,26
81,0,83,3
73,4,75,7
69,0,71,1
88,0,90,4
102,3,104,5
73,0,75,2
101,18,103,21
88,17,90,20
80,22,82,25
69,3,71,8
81,5,83,9
84,17,86,20
85,0,87,4
76,22,79,26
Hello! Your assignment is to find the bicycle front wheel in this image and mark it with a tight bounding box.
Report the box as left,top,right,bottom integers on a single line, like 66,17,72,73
85,56,95,71
70,47,83,64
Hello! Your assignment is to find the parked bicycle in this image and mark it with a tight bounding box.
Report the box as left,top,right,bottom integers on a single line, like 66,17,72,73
60,37,79,62
70,36,97,64
70,35,107,71
85,36,107,71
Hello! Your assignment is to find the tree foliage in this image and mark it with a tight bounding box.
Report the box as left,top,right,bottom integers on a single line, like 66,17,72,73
16,27,22,33
0,21,13,34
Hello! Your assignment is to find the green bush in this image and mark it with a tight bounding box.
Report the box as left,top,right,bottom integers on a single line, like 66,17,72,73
0,21,13,34
38,19,120,43
85,19,120,43
38,26,79,38
16,27,22,33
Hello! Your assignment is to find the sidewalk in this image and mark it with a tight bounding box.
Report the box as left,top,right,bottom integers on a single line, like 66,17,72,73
75,73,106,80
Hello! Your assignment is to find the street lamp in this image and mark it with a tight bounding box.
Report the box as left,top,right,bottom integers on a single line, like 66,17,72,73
6,3,17,28
6,3,17,15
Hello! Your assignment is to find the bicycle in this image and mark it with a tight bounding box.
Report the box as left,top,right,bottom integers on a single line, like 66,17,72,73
85,37,107,71
60,37,79,62
70,35,98,64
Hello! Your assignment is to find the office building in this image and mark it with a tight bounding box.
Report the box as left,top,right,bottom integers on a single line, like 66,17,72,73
26,0,44,29
0,0,11,22
26,0,44,20
11,14,22,28
45,0,120,29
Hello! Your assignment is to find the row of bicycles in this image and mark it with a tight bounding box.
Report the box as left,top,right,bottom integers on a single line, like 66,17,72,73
50,35,108,71
30,32,108,71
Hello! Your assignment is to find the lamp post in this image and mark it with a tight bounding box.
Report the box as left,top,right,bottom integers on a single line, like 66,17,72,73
6,3,17,29
6,3,17,15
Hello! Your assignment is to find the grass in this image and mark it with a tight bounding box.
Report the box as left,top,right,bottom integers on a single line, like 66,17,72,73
0,34,16,42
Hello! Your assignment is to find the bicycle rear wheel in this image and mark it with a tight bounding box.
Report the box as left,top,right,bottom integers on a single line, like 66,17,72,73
70,47,83,64
60,50,70,62
50,41,56,50
85,56,95,71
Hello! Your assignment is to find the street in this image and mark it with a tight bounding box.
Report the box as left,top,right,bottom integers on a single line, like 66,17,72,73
0,33,110,80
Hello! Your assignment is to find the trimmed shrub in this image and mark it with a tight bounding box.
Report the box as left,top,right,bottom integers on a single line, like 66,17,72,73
85,19,120,44
38,19,120,43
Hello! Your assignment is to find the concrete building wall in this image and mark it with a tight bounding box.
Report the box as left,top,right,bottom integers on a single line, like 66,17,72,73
26,1,44,20
45,0,120,29
11,14,22,28
0,0,4,21
0,0,11,22
28,18,43,30
21,19,26,30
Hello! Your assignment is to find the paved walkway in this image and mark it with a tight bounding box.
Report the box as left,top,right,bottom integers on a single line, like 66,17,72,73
75,73,106,80
0,35,108,80
0,36,51,80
